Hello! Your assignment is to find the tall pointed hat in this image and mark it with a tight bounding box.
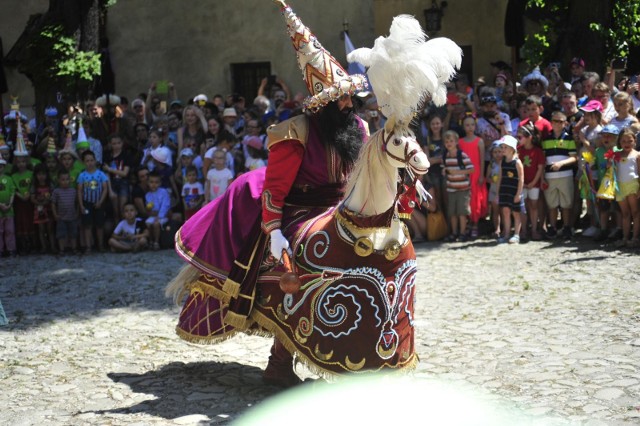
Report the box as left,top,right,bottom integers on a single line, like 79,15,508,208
11,99,29,157
274,0,368,112
76,118,90,150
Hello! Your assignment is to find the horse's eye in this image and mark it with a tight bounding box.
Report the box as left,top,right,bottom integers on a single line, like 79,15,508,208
393,139,401,146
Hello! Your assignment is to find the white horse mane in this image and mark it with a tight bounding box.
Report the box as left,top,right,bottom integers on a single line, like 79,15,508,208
343,130,397,216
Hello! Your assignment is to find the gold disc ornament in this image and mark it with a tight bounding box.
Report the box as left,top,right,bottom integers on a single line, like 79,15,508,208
384,241,401,261
354,237,374,257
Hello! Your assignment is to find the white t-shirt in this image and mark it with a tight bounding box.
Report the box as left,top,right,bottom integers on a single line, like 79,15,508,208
206,168,233,200
182,181,205,209
113,218,146,240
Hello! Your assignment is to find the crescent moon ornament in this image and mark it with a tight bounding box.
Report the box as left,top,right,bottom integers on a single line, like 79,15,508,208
314,344,334,361
345,355,366,371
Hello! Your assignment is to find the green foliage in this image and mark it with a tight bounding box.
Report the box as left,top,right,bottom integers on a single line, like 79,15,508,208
522,23,552,68
524,1,640,65
590,2,640,61
41,26,101,82
105,0,118,7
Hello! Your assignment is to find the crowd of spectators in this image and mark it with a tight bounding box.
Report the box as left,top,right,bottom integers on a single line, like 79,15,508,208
0,57,639,257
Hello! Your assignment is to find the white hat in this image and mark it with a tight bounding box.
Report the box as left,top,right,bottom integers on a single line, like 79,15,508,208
194,94,208,105
180,148,194,157
222,108,237,118
95,94,121,107
521,67,549,90
0,158,6,165
499,135,518,150
151,147,171,165
131,98,145,107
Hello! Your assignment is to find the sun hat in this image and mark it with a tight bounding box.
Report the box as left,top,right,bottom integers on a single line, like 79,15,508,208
95,94,121,107
580,99,603,113
194,94,208,106
499,135,518,150
151,147,171,165
222,108,237,118
521,67,549,90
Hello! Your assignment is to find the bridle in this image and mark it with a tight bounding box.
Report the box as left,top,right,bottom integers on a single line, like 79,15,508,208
381,129,427,176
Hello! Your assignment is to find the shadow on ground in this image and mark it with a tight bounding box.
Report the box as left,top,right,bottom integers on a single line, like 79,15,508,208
91,361,283,423
1,251,182,330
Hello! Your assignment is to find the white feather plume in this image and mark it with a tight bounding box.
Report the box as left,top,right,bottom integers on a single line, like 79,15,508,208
348,15,462,124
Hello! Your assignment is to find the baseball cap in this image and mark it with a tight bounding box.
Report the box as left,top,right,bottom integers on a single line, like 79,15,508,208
580,100,603,113
601,124,620,135
570,57,585,68
180,148,194,157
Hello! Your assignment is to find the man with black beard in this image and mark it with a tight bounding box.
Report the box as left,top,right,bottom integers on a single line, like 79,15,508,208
168,0,368,388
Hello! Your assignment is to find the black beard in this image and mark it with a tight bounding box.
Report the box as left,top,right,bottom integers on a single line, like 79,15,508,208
317,101,364,164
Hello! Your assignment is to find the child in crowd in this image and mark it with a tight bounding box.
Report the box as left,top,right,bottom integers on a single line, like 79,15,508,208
609,92,639,131
174,148,203,188
77,150,109,253
243,136,267,172
151,147,178,195
145,171,171,250
496,135,524,244
522,95,553,140
594,125,622,241
141,128,170,171
575,100,604,237
541,111,577,239
459,114,486,238
485,141,503,239
108,203,149,253
181,165,205,220
614,127,640,247
58,150,84,187
11,155,35,255
424,115,446,213
0,158,17,256
51,170,79,254
103,134,133,223
517,122,545,240
203,131,236,176
205,149,234,203
30,163,56,253
442,130,474,242
43,154,60,187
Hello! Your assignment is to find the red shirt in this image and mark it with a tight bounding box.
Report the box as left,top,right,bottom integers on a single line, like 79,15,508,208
519,117,553,141
518,145,545,186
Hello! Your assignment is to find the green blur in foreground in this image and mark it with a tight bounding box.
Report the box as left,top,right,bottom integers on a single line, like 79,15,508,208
235,374,561,425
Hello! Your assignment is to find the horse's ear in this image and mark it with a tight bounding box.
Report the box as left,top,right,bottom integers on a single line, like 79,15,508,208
384,116,396,135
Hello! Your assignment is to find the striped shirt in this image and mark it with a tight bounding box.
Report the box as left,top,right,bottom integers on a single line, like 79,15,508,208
51,186,78,221
444,149,474,192
542,132,576,179
77,169,109,203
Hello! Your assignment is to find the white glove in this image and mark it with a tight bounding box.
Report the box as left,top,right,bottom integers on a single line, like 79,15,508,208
269,229,291,261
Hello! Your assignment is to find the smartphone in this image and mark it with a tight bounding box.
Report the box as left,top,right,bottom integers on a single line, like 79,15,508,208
446,93,460,105
549,62,561,69
611,58,627,71
267,75,277,86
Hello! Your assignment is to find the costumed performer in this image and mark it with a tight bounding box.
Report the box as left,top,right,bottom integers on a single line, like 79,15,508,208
168,0,369,387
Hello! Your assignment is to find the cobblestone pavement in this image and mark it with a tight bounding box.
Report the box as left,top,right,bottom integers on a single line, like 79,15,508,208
1,238,639,425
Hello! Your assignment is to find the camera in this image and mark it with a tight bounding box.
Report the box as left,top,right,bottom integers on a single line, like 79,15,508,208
549,62,561,69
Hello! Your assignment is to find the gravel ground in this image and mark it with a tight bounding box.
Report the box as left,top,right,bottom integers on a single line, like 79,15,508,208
1,237,639,425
